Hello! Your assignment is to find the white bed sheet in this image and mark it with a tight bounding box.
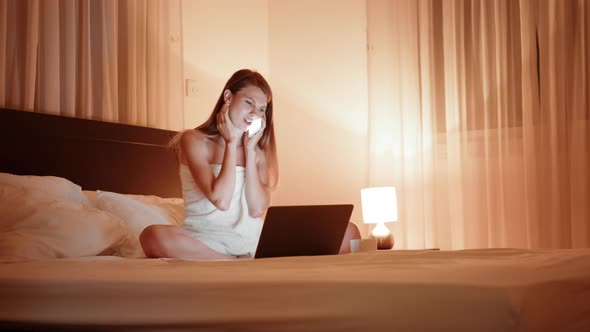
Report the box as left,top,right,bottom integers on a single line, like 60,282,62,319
1,248,590,331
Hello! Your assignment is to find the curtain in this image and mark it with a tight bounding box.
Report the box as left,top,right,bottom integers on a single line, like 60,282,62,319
367,0,589,249
0,0,184,130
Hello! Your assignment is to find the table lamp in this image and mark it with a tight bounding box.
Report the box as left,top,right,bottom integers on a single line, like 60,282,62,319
361,186,398,250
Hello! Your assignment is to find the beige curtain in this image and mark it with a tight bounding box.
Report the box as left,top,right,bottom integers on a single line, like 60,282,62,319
0,0,184,130
367,0,589,249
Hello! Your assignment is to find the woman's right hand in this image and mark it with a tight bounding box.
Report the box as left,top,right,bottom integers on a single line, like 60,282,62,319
216,104,241,144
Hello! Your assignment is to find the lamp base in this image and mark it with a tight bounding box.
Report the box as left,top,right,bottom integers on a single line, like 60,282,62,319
369,232,394,250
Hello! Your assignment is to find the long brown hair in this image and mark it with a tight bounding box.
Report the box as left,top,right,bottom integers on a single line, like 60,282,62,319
171,69,278,189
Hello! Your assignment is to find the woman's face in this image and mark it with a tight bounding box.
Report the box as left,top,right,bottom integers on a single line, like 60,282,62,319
226,86,268,132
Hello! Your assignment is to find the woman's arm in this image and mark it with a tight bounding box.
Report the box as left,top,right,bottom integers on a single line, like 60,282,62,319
180,131,237,211
243,117,270,218
244,146,270,218
180,107,241,211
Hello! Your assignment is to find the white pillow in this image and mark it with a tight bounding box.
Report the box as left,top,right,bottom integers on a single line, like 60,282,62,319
0,175,128,260
127,194,184,226
95,191,185,258
0,172,91,206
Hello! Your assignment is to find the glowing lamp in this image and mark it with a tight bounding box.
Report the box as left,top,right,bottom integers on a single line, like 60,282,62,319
361,187,398,250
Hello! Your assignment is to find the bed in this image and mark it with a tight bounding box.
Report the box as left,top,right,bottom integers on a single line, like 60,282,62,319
1,108,590,332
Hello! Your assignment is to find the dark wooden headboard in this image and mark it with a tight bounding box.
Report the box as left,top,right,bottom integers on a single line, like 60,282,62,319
0,108,182,198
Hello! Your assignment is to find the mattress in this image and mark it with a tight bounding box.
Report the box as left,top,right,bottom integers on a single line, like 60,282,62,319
1,248,590,331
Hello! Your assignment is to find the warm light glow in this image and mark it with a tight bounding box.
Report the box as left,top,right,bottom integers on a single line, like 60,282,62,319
371,222,391,237
248,118,263,137
360,187,398,224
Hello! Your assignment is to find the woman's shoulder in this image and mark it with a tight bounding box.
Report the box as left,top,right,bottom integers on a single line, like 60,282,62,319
178,129,217,156
179,129,215,145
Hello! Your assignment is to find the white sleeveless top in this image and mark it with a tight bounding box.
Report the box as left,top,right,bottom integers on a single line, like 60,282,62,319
179,164,262,257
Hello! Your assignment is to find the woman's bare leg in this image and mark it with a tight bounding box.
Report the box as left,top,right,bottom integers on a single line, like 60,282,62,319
339,222,362,254
140,225,237,260
141,222,362,259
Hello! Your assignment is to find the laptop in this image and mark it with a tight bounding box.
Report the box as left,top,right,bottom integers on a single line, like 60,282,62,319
254,204,354,259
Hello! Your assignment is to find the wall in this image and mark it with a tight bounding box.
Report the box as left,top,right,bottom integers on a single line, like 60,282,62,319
182,0,370,234
268,1,369,231
182,0,270,127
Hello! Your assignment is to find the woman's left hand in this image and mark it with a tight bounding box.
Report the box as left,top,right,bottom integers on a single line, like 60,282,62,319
243,117,266,151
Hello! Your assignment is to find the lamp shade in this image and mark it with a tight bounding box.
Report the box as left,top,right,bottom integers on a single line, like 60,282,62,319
360,187,398,224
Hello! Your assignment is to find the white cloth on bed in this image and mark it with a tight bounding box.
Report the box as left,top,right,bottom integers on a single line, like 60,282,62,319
179,164,262,257
0,173,129,260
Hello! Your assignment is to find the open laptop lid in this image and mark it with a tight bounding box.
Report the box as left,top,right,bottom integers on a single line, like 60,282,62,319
254,204,354,259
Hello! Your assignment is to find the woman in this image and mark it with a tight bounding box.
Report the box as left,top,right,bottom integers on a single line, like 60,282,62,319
140,69,360,260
